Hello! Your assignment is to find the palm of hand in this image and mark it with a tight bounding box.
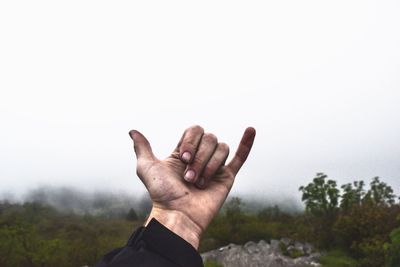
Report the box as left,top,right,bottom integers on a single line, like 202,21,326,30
138,153,233,231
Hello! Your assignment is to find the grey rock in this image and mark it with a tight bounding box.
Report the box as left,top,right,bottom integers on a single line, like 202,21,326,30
303,243,314,255
294,241,304,253
309,252,323,261
280,238,292,246
201,239,321,267
245,241,260,254
270,239,281,253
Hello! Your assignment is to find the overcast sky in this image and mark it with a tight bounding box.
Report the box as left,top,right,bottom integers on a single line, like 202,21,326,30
1,1,400,202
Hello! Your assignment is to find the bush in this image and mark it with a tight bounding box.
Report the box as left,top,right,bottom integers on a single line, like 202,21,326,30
384,226,400,267
0,202,140,267
319,250,358,267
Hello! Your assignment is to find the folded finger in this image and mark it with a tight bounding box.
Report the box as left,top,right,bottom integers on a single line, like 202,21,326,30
184,133,218,183
176,125,204,163
196,142,230,189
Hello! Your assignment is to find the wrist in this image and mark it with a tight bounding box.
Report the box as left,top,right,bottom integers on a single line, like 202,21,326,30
145,207,202,249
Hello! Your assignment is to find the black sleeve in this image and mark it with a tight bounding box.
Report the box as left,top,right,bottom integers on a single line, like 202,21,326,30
94,218,204,267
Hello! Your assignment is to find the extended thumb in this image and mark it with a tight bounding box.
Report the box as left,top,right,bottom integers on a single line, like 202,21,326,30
129,130,155,161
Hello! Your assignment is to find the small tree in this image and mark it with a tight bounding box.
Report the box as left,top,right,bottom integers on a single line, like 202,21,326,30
363,177,396,206
224,197,245,238
340,180,365,213
299,173,340,248
334,177,398,264
299,173,340,217
258,205,281,221
126,208,138,221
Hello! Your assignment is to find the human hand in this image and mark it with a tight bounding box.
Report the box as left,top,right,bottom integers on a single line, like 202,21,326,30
129,125,256,249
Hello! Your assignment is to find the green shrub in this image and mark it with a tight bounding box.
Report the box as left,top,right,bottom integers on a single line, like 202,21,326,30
289,248,304,259
319,250,358,267
384,226,400,267
278,241,303,259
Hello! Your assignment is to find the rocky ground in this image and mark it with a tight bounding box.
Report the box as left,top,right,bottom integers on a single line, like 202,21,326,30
201,238,322,267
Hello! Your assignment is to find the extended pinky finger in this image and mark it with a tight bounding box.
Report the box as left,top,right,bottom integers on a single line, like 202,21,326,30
196,143,230,189
227,127,256,176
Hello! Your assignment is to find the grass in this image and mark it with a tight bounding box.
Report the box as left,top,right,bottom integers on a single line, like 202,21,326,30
204,260,224,267
319,249,358,267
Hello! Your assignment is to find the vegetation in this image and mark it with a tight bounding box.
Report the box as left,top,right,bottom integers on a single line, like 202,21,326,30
0,202,139,267
384,224,400,266
319,250,358,267
299,174,399,267
201,174,400,266
204,260,224,267
0,174,399,267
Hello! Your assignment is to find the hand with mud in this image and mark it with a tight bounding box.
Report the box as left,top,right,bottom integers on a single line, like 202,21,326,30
129,125,256,249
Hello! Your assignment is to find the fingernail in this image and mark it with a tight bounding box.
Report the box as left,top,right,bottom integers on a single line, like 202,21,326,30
182,152,191,162
128,130,137,140
184,170,196,182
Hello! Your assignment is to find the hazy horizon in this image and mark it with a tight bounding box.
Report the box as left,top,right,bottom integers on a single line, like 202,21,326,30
1,1,400,200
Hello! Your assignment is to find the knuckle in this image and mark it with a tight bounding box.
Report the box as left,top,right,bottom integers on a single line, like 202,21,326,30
190,125,204,134
225,167,235,178
181,125,204,150
203,133,218,143
203,163,217,178
191,155,204,167
181,141,196,151
218,142,230,153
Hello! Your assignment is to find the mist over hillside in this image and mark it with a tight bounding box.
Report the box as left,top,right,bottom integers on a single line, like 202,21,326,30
0,186,302,217
0,186,151,218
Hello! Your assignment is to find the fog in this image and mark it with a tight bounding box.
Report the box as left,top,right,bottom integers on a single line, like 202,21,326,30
1,1,400,201
0,186,303,218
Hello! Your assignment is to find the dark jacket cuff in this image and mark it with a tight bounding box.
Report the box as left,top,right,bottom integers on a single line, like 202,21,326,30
95,218,203,267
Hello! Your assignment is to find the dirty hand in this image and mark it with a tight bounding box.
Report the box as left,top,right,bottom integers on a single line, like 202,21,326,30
129,125,256,249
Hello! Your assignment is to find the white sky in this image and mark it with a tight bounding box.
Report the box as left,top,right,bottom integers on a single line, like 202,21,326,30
1,0,400,202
